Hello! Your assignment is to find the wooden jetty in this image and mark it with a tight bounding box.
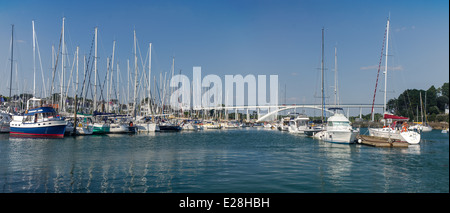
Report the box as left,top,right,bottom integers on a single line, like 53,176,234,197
357,135,409,148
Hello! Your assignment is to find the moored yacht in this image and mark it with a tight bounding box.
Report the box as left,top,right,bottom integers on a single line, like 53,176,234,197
369,113,421,144
313,108,358,144
288,114,309,134
10,105,67,138
368,18,421,145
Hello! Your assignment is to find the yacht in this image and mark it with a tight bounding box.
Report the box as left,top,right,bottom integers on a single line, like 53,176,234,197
313,108,358,144
367,17,420,144
64,116,94,135
10,100,67,138
109,117,136,133
134,116,160,132
369,113,421,144
288,114,309,134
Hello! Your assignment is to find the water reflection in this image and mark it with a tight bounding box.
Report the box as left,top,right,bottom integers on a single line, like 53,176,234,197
0,129,448,193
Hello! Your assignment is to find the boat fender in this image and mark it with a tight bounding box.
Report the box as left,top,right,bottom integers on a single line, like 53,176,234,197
401,123,408,132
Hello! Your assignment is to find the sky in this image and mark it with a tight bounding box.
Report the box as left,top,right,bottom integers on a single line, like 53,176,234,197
0,0,448,115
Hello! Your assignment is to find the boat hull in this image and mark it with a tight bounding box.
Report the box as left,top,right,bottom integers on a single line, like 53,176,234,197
92,123,110,134
110,124,135,133
159,125,182,131
314,130,358,144
136,123,160,132
369,128,421,144
10,123,67,137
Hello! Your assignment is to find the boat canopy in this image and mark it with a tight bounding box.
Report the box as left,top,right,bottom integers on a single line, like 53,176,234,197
383,113,409,121
25,107,56,116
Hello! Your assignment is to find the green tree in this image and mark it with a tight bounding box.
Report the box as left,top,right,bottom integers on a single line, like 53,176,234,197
437,96,449,112
426,86,438,112
438,82,449,98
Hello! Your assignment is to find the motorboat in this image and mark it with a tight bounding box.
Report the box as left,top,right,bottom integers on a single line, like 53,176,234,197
288,114,309,134
313,108,358,144
10,104,67,138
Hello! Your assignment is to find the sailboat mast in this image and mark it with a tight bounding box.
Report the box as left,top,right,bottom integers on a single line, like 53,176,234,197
9,24,14,99
321,27,325,122
94,26,98,112
148,43,152,116
133,30,138,118
76,46,79,95
383,18,390,113
334,46,338,106
61,17,65,111
32,20,36,98
117,62,120,113
110,40,116,112
420,92,424,123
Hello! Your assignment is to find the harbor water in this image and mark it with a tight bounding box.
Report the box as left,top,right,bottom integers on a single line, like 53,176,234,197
0,128,448,193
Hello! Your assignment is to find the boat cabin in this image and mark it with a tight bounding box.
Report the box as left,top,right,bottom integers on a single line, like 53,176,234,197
23,107,60,123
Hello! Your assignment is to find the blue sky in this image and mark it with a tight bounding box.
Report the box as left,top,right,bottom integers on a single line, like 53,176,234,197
0,0,448,115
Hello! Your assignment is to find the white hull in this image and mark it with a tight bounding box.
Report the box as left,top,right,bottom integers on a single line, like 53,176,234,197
204,124,221,129
76,126,93,135
181,123,199,131
369,128,421,144
288,126,308,134
110,123,132,133
135,123,159,132
421,126,432,132
66,125,93,135
314,129,358,144
409,124,432,132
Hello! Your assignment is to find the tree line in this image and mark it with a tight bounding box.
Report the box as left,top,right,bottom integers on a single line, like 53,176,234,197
386,82,449,122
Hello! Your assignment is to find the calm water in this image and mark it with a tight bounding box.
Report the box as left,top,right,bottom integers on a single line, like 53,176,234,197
0,128,448,193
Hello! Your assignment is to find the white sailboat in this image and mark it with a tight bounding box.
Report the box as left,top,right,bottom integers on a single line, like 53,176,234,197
135,116,160,132
368,17,421,144
408,92,432,132
65,115,93,135
132,41,159,132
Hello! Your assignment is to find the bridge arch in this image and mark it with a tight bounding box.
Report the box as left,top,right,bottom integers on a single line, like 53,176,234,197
256,105,334,122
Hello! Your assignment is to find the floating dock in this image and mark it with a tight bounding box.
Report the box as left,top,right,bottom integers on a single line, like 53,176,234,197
357,135,409,148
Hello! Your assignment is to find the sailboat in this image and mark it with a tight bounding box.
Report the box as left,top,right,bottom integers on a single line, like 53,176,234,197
409,92,432,132
313,46,358,144
368,17,421,144
305,28,327,137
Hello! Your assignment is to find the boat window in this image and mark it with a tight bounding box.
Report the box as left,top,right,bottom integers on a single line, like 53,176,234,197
329,121,350,126
25,116,33,122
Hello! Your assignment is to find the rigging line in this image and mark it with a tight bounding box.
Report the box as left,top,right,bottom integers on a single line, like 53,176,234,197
34,30,47,98
371,22,388,118
50,28,63,105
79,31,95,102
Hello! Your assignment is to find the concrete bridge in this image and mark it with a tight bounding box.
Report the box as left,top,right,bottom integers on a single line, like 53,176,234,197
196,104,384,122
